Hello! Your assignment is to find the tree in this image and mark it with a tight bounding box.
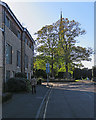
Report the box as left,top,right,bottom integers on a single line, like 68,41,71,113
35,14,93,80
55,17,93,79
35,25,59,78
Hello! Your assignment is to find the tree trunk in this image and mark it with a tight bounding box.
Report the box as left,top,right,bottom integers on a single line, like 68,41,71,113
65,62,68,80
51,53,54,79
51,62,54,79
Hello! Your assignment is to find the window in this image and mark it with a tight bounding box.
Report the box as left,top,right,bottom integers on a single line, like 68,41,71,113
25,54,28,68
17,51,21,67
6,43,12,64
28,41,30,47
17,30,21,39
31,58,33,70
25,37,28,44
6,70,10,81
5,16,10,28
10,20,18,36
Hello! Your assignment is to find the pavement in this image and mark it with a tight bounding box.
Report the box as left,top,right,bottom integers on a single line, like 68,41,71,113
2,84,50,119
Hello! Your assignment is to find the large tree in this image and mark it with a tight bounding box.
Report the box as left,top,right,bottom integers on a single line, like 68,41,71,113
35,25,59,78
55,17,93,79
35,16,93,79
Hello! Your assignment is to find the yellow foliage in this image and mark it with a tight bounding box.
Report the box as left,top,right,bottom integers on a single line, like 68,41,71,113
61,30,64,33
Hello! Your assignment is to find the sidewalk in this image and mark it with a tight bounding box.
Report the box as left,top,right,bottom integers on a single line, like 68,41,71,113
2,84,50,118
77,80,94,85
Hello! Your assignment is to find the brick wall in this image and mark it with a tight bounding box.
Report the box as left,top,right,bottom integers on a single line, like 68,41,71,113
25,43,33,79
5,26,21,79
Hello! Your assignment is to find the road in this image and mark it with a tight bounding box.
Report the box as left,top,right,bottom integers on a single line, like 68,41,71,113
43,81,95,119
2,81,95,119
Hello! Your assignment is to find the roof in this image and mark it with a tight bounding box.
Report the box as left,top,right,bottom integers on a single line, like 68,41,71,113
0,1,34,43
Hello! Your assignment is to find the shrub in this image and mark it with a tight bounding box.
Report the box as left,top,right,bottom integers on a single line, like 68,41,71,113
15,72,26,78
2,92,13,103
58,72,65,79
34,69,47,79
25,79,31,91
73,68,82,80
6,77,28,92
37,78,42,85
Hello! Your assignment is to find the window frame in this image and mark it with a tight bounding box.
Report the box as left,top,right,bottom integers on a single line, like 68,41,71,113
17,50,21,67
5,16,10,28
17,30,21,39
6,43,12,64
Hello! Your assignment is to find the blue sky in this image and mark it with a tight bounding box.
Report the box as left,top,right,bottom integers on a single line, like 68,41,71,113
2,1,94,68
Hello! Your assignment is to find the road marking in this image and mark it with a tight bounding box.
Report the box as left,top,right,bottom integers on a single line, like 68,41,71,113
43,87,52,119
35,87,51,119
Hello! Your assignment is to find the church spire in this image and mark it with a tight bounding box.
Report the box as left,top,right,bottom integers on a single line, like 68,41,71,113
60,10,62,19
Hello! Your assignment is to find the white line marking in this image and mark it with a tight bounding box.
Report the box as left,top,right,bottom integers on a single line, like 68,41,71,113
35,87,50,119
43,88,52,119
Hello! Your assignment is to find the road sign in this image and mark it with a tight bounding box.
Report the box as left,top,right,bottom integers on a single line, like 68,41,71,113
46,63,50,86
46,63,50,74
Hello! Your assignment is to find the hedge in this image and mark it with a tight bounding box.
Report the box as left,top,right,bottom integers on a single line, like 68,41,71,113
6,77,31,92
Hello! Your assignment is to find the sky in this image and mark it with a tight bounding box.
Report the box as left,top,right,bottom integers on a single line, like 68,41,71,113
1,0,94,69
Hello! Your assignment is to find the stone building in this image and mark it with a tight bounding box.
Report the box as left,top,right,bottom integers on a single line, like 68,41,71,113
0,2,34,88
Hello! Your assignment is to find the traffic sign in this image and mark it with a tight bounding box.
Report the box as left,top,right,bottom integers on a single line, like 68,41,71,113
46,63,50,74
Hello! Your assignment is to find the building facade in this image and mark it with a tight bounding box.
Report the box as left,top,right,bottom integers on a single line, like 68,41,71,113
0,2,34,87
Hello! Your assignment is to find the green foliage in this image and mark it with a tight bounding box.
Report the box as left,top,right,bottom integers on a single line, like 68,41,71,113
15,72,27,78
58,72,65,79
73,68,92,80
35,17,93,79
34,57,46,70
75,80,80,82
25,79,31,92
34,69,47,79
6,77,30,92
37,78,42,85
57,72,72,79
35,24,59,78
73,68,82,80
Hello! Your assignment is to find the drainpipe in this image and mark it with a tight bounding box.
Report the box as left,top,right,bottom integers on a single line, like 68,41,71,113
2,8,6,92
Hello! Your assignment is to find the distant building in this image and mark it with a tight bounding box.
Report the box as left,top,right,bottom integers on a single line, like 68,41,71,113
0,2,34,88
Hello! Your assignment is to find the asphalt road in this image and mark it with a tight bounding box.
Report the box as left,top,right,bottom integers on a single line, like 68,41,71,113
2,81,96,119
43,82,95,119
